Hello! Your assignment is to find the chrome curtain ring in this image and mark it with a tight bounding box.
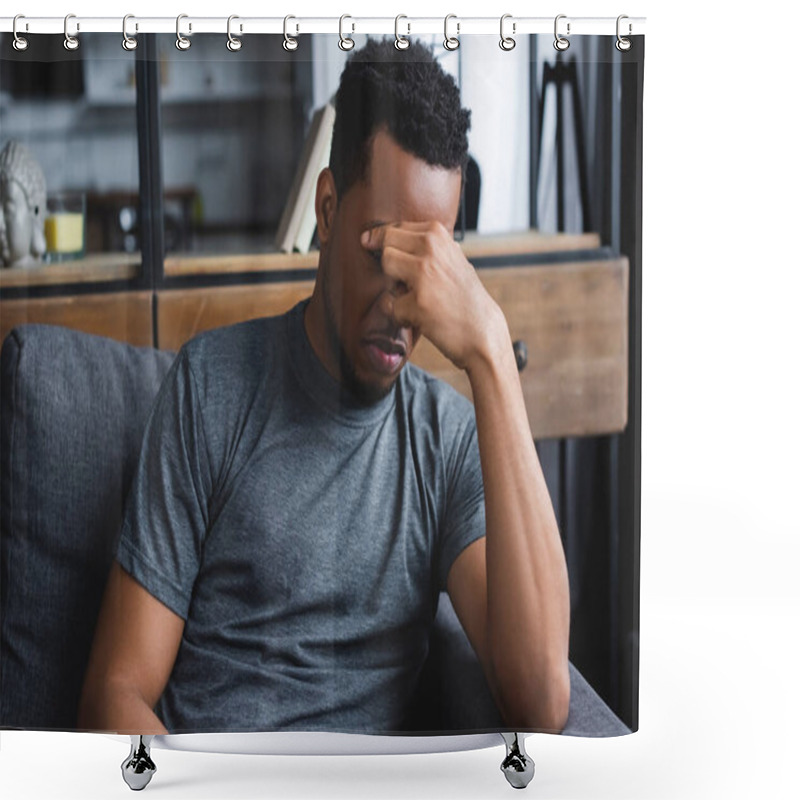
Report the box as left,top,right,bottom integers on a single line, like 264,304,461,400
122,14,138,51
12,15,29,52
283,15,298,51
444,14,460,51
554,14,570,51
499,14,516,51
394,15,410,50
227,15,242,52
616,14,632,52
339,14,355,51
176,14,191,50
63,13,79,51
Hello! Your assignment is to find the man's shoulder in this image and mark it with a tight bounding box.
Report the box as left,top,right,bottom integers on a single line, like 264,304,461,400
179,313,286,396
182,314,280,359
399,363,476,427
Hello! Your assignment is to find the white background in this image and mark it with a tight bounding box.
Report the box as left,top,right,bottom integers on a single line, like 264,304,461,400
2,1,799,798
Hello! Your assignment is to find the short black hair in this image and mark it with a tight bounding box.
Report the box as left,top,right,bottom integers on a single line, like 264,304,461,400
329,37,471,199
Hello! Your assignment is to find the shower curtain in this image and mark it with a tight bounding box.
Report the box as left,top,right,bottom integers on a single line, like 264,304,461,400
0,20,643,746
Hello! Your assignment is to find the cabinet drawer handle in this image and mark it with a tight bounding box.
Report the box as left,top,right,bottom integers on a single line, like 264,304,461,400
512,340,528,372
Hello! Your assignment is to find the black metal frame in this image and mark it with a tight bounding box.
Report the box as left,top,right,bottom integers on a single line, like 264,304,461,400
539,56,593,233
529,37,642,731
134,35,166,345
615,38,644,732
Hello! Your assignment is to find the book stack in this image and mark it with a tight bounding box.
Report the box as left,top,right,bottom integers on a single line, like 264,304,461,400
275,103,336,254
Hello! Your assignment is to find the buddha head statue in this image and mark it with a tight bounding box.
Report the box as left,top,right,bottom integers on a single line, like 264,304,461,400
0,140,47,268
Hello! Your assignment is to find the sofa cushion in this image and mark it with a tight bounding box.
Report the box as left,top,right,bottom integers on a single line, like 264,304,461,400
0,325,174,729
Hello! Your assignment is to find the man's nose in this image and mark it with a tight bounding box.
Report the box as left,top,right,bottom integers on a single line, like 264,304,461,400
380,269,408,298
376,289,395,320
376,274,409,316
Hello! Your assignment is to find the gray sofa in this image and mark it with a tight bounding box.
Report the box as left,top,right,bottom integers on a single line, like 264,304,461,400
0,323,628,736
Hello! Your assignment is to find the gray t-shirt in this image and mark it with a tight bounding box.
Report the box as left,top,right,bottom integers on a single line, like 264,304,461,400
117,300,485,734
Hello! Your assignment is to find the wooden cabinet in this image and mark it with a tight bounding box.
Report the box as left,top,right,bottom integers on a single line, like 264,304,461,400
0,292,153,348
412,259,628,439
157,281,315,351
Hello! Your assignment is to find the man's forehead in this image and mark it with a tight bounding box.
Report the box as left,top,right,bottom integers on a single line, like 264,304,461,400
359,195,460,235
357,136,461,230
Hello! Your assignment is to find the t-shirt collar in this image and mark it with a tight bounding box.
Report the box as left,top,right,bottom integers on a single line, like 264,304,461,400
285,299,396,426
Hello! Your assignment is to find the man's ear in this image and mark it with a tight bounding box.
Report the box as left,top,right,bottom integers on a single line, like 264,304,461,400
315,167,337,246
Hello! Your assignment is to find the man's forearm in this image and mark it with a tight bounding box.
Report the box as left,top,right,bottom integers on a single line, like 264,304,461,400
78,680,169,735
466,323,571,731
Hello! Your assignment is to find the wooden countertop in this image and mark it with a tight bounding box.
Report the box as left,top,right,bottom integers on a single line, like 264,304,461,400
0,232,603,289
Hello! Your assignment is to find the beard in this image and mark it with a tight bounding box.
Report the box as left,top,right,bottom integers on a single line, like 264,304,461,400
320,270,395,407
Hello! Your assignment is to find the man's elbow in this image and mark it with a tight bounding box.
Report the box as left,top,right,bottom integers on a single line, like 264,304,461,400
77,674,136,731
499,665,571,733
77,677,104,730
77,670,121,731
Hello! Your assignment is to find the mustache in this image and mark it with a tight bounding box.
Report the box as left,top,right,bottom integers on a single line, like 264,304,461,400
366,323,411,350
365,335,407,356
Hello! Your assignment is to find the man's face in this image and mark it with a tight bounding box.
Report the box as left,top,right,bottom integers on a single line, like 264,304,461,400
314,130,462,404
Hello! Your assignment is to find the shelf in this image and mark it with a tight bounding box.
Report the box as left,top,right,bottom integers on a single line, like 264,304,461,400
0,254,141,289
459,230,601,258
1,233,603,288
164,232,603,278
165,250,316,277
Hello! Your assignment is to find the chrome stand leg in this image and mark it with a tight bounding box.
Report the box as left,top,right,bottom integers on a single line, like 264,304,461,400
121,735,157,791
500,732,535,789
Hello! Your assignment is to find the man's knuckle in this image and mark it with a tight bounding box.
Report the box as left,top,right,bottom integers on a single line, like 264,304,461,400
421,257,436,280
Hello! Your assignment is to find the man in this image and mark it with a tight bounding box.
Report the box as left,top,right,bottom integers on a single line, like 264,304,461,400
79,38,570,735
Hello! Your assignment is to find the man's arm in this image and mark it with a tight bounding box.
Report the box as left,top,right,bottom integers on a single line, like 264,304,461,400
446,339,570,731
363,221,571,731
78,561,185,734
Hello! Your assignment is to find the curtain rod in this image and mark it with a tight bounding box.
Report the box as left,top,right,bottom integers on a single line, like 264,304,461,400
0,16,646,38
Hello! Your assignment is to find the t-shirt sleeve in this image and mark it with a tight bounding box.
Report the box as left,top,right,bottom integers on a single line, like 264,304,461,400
437,413,485,590
116,347,213,619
